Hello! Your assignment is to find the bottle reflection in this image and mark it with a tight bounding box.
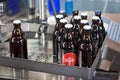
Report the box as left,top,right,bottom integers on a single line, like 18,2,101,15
12,68,28,80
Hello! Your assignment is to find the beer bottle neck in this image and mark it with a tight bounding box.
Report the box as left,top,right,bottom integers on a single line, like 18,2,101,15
96,15,101,19
74,19,80,24
14,24,21,29
12,24,23,37
92,20,99,24
83,32,93,44
81,16,87,20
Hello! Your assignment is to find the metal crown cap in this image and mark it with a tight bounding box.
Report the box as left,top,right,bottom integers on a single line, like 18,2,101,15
73,16,81,20
83,25,91,30
13,20,21,24
81,20,89,24
81,12,88,16
95,10,101,15
60,19,67,23
65,24,73,29
92,16,99,20
56,14,63,18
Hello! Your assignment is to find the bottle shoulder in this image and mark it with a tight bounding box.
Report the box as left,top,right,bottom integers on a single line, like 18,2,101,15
10,36,27,42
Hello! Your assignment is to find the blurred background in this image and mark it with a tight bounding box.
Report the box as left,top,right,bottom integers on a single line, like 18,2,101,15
60,0,120,23
0,0,120,23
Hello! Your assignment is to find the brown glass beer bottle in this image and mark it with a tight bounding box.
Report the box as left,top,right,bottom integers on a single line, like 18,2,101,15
53,14,63,63
72,16,82,66
9,20,28,59
78,25,96,67
61,24,77,66
91,16,103,49
95,10,106,40
72,16,81,45
57,18,67,63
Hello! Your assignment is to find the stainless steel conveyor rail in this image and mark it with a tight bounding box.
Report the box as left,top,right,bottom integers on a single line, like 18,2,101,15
0,17,120,80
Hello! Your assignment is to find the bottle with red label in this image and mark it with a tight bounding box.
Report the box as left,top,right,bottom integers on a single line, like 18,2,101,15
53,14,63,63
95,10,106,40
78,25,96,67
81,12,88,20
61,24,77,66
91,16,103,50
9,20,28,59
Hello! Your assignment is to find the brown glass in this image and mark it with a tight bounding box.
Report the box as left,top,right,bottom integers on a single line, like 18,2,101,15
61,27,78,66
95,13,106,40
70,10,79,24
53,17,63,63
9,23,28,59
81,15,87,20
80,21,89,37
78,28,96,67
72,18,81,66
91,19,103,49
72,18,81,45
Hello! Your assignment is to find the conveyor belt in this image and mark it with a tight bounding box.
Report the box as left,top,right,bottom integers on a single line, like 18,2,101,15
103,17,120,43
107,22,120,43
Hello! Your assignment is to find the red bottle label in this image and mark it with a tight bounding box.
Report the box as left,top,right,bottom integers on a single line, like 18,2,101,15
63,52,76,66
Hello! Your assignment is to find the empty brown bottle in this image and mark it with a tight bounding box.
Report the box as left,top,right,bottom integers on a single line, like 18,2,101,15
78,25,96,67
53,14,63,63
9,20,28,59
95,10,106,40
81,12,88,20
91,16,103,49
61,24,77,66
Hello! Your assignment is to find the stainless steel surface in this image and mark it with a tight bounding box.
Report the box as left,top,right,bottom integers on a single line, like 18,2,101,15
38,0,45,20
94,70,118,80
106,20,120,43
0,16,120,80
1,23,41,42
29,0,35,8
0,39,90,80
98,39,120,71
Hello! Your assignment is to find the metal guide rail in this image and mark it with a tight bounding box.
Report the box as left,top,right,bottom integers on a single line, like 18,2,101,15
0,17,120,80
0,38,119,80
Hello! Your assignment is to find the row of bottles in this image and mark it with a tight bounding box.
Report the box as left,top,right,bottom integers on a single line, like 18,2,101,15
53,10,106,67
9,11,106,68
